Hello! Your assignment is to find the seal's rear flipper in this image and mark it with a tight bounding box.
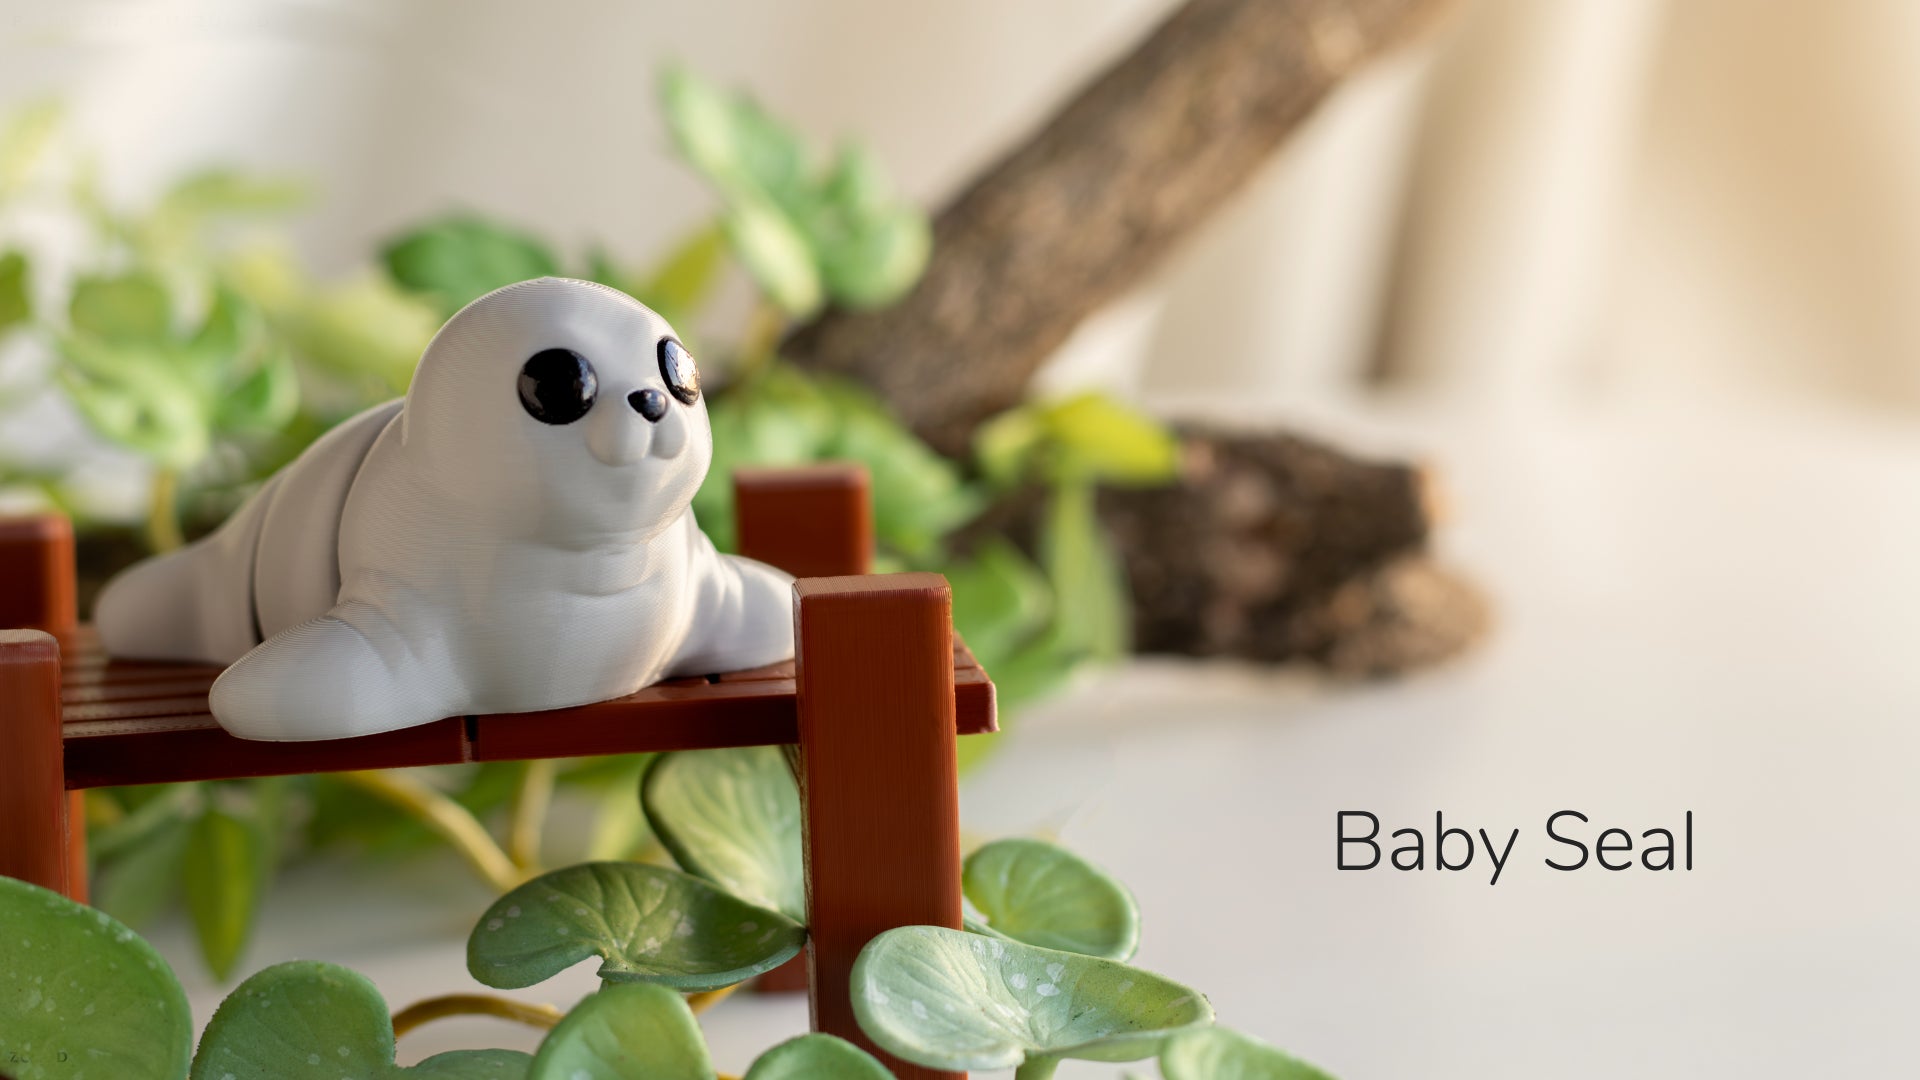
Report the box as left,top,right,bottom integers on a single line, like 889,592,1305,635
94,474,282,665
209,605,452,741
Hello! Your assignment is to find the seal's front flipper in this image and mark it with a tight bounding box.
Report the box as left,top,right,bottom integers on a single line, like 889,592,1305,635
668,542,796,678
209,604,453,741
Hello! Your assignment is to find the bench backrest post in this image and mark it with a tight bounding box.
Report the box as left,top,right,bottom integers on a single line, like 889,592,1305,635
733,464,873,577
0,516,78,637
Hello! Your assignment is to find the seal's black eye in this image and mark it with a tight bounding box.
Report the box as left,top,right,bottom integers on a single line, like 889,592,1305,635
518,348,597,425
658,338,700,406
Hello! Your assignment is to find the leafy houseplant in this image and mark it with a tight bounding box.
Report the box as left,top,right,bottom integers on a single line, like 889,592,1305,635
0,747,1336,1080
0,67,1181,983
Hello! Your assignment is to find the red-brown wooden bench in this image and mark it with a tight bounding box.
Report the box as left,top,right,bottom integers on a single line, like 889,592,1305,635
0,463,991,1079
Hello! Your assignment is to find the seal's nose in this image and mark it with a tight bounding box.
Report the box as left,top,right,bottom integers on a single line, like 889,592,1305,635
628,388,669,423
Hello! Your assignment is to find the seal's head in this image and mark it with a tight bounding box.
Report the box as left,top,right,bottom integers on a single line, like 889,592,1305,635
402,278,711,538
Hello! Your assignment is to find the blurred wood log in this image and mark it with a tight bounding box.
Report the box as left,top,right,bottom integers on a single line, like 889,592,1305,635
1099,426,1488,674
779,0,1478,674
783,0,1455,456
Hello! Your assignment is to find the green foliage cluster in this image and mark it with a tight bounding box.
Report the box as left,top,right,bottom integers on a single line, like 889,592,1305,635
0,747,1336,1080
0,67,1183,983
0,103,439,543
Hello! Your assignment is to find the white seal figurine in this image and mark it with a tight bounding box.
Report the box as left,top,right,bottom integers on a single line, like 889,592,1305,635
94,278,795,741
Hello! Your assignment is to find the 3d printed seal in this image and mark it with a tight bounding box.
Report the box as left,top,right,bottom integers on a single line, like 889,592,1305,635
95,278,794,741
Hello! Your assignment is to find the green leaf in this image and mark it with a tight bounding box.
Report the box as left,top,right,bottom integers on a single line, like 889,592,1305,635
57,343,213,467
816,210,929,309
635,222,728,321
975,394,1179,488
660,67,807,202
468,861,804,991
158,168,305,219
0,249,30,333
528,983,714,1080
723,196,822,316
95,814,191,929
1042,481,1130,662
962,838,1140,961
226,247,437,395
819,386,982,557
382,216,560,316
1160,1027,1339,1080
182,805,269,980
694,374,839,550
947,538,1052,663
744,1034,891,1080
0,99,62,197
583,755,657,862
973,405,1047,489
216,347,300,434
820,143,896,222
851,926,1213,1074
641,747,805,922
90,782,199,863
70,271,172,344
0,875,194,1078
1040,393,1180,486
191,960,532,1079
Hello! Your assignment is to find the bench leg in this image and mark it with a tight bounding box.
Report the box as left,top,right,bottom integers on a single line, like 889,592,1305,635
795,574,964,1080
1,631,75,898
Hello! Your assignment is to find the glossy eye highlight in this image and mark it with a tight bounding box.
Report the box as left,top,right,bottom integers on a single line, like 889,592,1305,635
517,348,597,425
658,338,700,406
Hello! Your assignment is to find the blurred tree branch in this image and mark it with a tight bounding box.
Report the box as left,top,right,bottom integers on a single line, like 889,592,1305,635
783,0,1456,455
786,0,1481,674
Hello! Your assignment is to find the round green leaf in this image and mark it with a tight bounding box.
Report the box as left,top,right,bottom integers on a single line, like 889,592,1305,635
642,747,805,921
1160,1027,1338,1080
192,960,529,1079
744,1033,891,1080
852,926,1213,1073
412,1052,537,1078
963,838,1140,961
528,983,714,1080
468,861,804,991
0,875,193,1079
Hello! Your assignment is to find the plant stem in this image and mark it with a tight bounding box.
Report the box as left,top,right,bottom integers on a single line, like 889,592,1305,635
334,770,521,893
1014,1056,1062,1080
686,981,741,1015
145,467,184,552
391,993,563,1038
507,758,557,873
